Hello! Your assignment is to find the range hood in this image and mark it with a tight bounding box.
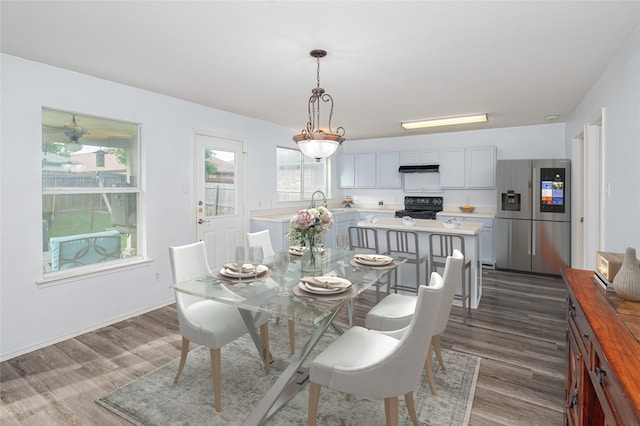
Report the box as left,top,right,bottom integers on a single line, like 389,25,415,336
398,164,440,173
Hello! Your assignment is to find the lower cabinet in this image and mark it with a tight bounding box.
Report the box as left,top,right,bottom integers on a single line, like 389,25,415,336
563,269,640,426
250,219,289,251
325,212,356,249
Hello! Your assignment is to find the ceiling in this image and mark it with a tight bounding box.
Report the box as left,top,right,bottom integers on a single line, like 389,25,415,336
2,1,639,141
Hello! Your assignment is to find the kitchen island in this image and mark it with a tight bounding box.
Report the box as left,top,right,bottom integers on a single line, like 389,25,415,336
357,217,483,309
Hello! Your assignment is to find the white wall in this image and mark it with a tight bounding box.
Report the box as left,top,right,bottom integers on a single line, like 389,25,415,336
339,123,567,209
565,27,640,256
0,54,296,360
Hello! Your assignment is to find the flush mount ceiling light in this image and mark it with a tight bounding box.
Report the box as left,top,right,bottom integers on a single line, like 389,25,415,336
293,49,345,162
401,113,488,130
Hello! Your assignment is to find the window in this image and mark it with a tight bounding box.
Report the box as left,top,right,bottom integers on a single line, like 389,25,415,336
276,147,329,202
42,108,141,275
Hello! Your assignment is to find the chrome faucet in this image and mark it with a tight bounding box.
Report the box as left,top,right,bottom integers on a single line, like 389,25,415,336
310,190,327,208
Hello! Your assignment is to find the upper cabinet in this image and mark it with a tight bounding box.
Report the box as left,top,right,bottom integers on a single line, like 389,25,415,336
355,153,377,188
466,146,496,188
440,148,466,188
376,152,401,188
440,146,496,189
338,152,401,189
338,154,355,188
400,150,439,165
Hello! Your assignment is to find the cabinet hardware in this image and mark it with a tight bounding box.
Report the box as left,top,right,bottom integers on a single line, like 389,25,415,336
596,367,607,384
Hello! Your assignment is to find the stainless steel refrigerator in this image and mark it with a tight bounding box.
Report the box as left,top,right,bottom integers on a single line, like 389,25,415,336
495,159,571,274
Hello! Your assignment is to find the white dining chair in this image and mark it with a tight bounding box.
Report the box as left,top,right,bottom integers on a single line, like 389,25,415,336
364,250,464,395
169,241,271,412
307,268,448,425
246,229,296,354
246,229,275,264
429,233,472,323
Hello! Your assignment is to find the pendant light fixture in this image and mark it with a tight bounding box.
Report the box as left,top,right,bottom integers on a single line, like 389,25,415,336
293,49,345,162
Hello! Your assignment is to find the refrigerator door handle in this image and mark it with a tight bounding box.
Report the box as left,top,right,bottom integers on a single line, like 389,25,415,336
531,221,535,256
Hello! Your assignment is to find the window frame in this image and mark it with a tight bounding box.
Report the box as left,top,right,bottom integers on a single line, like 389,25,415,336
276,146,331,203
39,108,146,285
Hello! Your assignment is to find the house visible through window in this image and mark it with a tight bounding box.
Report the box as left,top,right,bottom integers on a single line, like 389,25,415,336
276,147,329,202
41,108,141,275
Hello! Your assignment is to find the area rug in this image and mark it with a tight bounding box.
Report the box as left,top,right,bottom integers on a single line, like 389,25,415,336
98,322,480,425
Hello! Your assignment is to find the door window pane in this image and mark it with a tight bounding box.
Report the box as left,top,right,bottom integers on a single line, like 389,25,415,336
204,149,236,216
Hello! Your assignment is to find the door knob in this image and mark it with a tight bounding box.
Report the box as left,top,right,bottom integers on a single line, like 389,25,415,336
198,218,210,224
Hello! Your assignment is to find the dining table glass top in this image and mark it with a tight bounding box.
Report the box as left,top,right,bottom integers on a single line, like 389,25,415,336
171,248,404,326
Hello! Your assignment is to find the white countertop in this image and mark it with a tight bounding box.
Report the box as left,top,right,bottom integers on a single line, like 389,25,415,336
438,210,496,219
357,217,483,235
251,207,397,222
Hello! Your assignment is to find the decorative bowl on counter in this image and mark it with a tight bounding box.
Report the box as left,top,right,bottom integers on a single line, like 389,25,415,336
458,205,476,213
443,219,460,229
402,216,416,226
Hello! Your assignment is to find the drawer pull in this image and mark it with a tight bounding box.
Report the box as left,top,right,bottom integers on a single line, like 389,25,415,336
569,390,579,408
596,367,607,384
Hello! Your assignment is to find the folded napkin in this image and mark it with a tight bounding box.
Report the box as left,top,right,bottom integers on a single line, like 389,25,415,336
301,276,352,290
223,263,255,273
354,254,391,263
289,246,305,254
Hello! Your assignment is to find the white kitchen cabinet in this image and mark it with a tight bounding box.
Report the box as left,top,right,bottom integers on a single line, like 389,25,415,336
355,153,377,188
338,154,355,188
400,150,439,165
440,148,466,188
339,152,400,188
325,212,356,248
376,152,401,188
466,146,496,188
436,214,495,268
440,146,496,189
250,219,290,251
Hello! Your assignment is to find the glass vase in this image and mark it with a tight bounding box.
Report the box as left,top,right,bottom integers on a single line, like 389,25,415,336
301,245,323,275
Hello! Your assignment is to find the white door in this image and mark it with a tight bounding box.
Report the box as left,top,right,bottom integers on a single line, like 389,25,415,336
195,132,245,268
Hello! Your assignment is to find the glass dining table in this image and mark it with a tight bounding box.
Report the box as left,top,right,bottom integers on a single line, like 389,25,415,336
170,248,404,425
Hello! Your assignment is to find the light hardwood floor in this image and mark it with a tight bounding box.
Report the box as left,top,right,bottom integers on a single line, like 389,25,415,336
1,269,567,425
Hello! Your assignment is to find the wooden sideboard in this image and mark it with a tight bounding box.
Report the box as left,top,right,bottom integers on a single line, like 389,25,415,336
562,268,640,426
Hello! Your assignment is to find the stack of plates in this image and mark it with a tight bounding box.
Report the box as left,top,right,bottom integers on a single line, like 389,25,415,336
353,254,394,266
219,264,268,278
298,277,352,295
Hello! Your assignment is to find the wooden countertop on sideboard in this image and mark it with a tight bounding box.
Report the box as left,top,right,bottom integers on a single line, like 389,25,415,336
562,267,640,421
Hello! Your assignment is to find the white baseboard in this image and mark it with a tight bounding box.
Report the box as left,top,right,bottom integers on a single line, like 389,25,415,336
0,299,175,362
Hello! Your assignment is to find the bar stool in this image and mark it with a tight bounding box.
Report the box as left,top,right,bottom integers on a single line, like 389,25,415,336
348,226,385,301
386,229,429,294
429,233,472,323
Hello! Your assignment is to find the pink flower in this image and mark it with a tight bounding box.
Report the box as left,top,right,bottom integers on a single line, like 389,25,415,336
295,209,316,229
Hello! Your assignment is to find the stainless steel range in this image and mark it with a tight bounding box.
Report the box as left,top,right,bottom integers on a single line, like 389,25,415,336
394,196,443,220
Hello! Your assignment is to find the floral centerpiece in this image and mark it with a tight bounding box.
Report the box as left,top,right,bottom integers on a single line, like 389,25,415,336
287,207,334,271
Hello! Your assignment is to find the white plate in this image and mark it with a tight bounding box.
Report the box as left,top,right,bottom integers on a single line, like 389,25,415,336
289,246,326,256
298,277,351,294
219,264,268,278
353,255,393,266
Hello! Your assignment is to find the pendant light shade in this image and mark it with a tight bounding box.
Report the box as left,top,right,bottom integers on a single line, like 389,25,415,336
293,50,345,162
